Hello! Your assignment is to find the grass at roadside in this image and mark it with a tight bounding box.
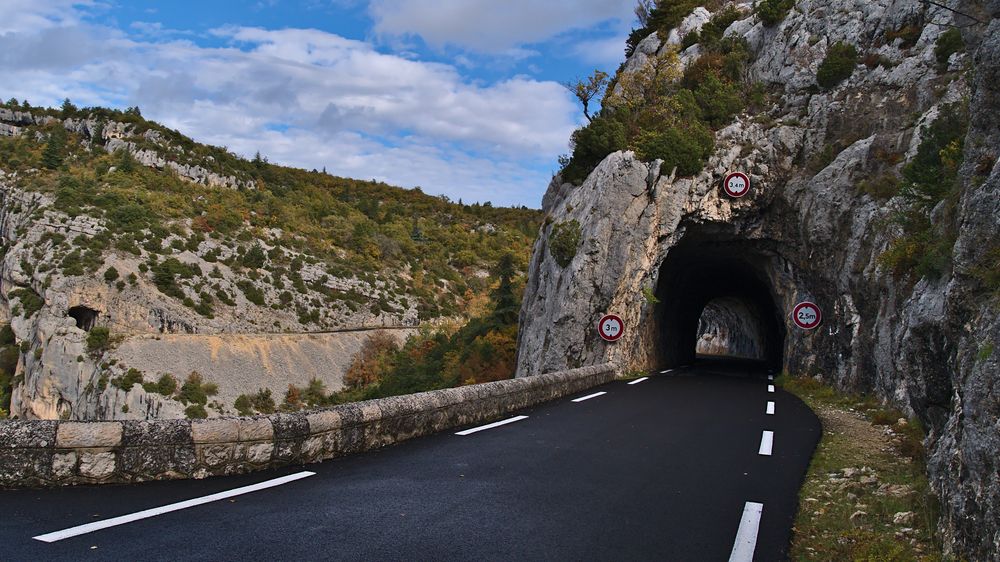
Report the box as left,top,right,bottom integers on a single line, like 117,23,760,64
776,373,952,561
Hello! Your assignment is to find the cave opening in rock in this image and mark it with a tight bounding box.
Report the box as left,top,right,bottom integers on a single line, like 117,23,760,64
68,305,99,331
653,234,785,370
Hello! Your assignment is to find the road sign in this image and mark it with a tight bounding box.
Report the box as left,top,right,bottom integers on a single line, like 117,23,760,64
598,314,624,342
723,172,751,198
792,302,822,330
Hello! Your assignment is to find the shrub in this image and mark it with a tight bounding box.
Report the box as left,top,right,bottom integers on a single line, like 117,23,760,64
692,73,744,127
817,42,858,89
237,280,266,305
934,28,963,67
152,257,199,299
234,394,253,416
177,371,215,405
86,326,111,354
250,388,276,414
857,172,899,200
699,5,741,48
111,368,144,391
549,220,582,267
185,404,208,419
345,331,399,389
11,288,43,317
562,115,627,185
103,266,119,282
242,244,266,269
156,373,177,395
634,123,714,176
757,0,794,26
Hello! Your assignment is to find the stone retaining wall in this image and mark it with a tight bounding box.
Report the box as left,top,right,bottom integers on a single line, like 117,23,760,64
0,364,616,487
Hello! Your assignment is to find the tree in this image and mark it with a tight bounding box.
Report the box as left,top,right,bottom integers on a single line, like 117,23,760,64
41,127,67,169
634,0,655,27
490,253,519,326
61,98,77,117
344,331,399,389
564,69,609,122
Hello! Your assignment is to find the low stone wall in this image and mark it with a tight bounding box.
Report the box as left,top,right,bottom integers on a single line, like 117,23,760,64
0,364,616,487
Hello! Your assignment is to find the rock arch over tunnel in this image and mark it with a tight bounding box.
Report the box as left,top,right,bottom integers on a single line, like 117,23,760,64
653,235,786,370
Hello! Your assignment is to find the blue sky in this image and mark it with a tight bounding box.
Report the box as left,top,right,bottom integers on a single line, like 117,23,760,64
0,0,638,207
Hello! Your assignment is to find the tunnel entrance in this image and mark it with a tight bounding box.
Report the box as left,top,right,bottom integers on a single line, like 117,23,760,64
653,234,785,370
68,305,99,331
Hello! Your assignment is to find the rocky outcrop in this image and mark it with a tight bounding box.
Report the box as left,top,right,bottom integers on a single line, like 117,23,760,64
517,1,998,558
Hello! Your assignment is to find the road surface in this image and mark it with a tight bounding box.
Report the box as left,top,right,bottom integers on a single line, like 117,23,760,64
0,358,821,561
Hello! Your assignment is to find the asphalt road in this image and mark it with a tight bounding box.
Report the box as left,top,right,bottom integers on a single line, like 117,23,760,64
0,358,821,561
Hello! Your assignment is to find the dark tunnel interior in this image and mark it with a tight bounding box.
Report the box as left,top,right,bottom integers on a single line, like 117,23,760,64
68,305,99,331
654,236,785,370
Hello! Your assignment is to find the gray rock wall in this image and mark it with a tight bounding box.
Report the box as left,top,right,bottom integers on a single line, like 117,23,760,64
516,1,999,558
0,364,615,487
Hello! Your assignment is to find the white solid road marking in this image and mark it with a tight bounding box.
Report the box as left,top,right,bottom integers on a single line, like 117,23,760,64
759,431,774,456
455,415,529,436
627,377,649,385
33,471,316,543
571,391,607,403
728,501,764,562
767,384,775,393
766,401,775,415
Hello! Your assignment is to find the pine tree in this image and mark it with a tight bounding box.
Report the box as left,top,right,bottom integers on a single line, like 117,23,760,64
41,127,67,169
61,98,77,117
490,253,519,326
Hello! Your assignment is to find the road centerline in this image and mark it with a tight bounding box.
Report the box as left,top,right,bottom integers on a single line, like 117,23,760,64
758,431,774,456
627,377,648,385
571,391,607,403
766,401,775,415
728,501,764,562
767,384,775,393
455,415,529,436
32,471,316,543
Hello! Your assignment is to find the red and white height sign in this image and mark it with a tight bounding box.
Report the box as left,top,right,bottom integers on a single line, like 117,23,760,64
598,314,625,342
792,302,822,330
723,172,751,198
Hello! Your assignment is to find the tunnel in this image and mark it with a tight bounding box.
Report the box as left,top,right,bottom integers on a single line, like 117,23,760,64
68,305,99,331
653,233,785,371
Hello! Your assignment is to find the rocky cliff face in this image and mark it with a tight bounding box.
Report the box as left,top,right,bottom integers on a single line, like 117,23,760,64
517,0,998,558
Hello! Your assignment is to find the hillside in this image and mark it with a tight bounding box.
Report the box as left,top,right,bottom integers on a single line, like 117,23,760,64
0,100,541,420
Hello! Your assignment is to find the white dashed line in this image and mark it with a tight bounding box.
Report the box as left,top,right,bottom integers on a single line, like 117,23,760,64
627,377,648,385
455,415,529,436
758,431,774,456
571,391,607,403
767,384,775,393
768,375,774,381
33,471,316,543
728,501,764,562
766,401,775,415
659,369,674,374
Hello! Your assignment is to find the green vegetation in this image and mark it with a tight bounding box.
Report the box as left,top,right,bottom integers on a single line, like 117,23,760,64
234,388,276,415
111,368,144,391
934,29,964,68
756,0,794,27
10,288,43,318
86,326,111,354
548,220,582,267
817,42,859,89
176,371,218,406
777,374,943,560
978,342,994,361
0,98,541,325
565,7,761,185
185,404,208,419
879,103,968,279
142,373,178,396
0,324,18,418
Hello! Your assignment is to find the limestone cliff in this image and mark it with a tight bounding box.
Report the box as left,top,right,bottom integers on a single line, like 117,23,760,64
517,0,998,558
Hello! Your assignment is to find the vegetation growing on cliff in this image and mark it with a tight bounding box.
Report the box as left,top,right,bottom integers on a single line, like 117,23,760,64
0,98,542,328
563,6,761,185
0,324,18,418
879,102,969,279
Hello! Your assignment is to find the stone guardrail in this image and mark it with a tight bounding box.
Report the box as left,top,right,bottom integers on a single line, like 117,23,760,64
0,364,617,488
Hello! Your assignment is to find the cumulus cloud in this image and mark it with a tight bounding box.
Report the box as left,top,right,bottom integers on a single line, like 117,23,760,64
0,5,583,206
369,0,634,53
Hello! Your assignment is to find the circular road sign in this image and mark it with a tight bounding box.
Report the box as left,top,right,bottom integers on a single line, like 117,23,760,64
723,172,751,198
598,314,625,342
792,301,822,330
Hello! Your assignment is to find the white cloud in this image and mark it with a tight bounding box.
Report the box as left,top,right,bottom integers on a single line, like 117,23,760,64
0,6,583,206
369,0,634,53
